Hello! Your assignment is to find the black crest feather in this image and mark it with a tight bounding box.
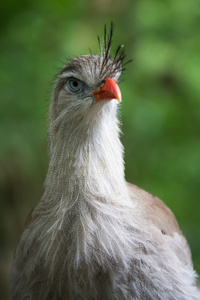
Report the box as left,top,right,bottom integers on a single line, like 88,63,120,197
97,22,132,79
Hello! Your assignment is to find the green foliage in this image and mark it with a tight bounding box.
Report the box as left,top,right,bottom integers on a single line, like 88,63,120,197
0,0,200,297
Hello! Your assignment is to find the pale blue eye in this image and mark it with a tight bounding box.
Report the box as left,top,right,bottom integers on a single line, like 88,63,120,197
66,78,83,93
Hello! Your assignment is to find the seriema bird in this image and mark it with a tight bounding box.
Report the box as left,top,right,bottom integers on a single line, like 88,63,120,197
10,23,200,300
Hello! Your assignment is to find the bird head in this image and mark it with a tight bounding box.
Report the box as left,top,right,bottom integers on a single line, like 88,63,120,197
49,23,130,145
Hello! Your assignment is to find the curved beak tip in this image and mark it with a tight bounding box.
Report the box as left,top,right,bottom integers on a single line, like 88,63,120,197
92,78,122,103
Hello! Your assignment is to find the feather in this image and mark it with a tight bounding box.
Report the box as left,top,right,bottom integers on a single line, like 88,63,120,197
98,22,131,79
9,23,200,300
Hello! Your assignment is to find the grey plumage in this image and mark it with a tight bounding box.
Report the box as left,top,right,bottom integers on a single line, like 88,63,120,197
10,23,200,300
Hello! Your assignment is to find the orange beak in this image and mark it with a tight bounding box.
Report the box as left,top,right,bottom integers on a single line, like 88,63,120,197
92,78,121,102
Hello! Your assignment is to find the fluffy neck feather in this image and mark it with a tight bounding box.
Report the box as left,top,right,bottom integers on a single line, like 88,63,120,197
31,99,136,278
45,100,131,209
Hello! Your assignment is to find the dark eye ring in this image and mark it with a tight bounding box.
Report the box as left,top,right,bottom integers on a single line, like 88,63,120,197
65,78,83,93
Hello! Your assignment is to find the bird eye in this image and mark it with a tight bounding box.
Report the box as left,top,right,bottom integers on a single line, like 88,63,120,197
66,78,83,93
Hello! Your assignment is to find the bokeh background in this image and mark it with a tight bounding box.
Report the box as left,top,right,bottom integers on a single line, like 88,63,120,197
0,0,200,298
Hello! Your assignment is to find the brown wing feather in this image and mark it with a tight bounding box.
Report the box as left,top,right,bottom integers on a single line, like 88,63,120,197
127,182,192,266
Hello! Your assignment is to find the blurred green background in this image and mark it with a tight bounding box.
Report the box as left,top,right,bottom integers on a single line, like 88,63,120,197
0,0,200,298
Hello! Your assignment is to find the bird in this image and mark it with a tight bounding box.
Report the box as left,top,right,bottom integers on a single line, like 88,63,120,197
9,23,200,300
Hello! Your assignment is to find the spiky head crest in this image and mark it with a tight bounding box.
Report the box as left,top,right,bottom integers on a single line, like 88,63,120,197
97,22,131,79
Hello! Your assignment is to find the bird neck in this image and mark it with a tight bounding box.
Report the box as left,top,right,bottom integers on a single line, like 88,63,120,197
31,103,137,276
44,103,130,208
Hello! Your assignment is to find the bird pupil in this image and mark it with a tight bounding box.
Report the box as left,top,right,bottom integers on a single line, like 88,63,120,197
66,78,82,93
